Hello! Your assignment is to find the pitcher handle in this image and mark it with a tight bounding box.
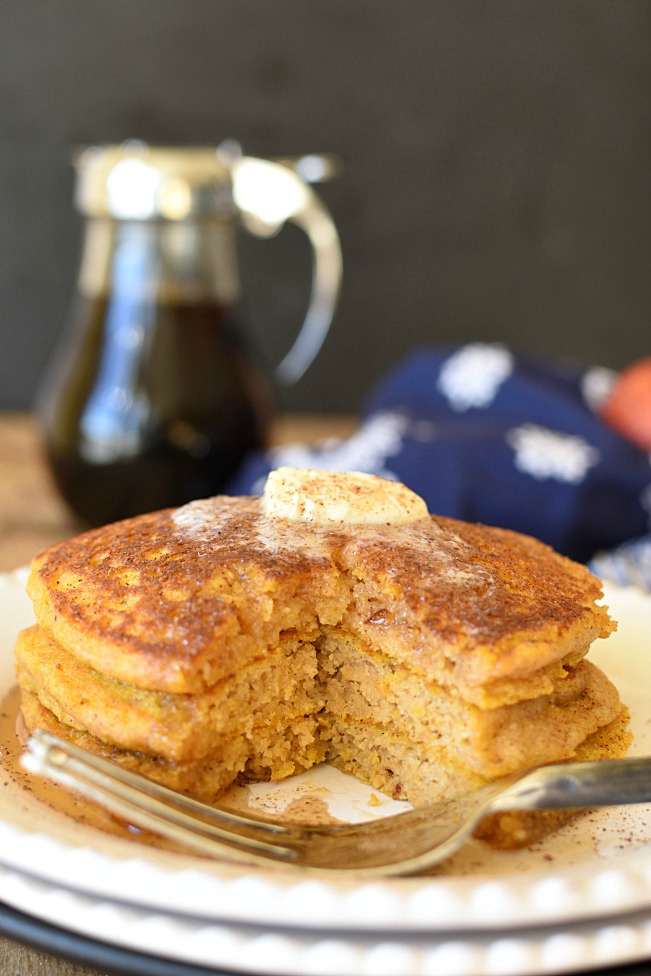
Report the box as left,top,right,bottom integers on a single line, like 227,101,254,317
230,155,342,384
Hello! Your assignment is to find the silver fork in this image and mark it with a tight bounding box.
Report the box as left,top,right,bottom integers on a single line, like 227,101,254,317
22,728,651,877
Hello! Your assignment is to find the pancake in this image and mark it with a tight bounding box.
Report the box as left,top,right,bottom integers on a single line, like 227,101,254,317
15,467,630,849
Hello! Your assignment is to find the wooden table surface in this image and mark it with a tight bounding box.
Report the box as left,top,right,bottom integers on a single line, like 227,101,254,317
0,411,355,976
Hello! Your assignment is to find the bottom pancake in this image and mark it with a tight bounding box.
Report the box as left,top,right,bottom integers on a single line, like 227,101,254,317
18,689,631,850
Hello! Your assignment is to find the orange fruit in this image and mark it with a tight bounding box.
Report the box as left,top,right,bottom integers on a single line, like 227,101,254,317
600,357,651,451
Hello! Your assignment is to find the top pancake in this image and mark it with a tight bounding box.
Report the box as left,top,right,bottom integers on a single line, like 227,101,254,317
27,495,615,704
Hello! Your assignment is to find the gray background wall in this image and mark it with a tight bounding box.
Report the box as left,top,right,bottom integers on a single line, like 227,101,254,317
1,0,649,416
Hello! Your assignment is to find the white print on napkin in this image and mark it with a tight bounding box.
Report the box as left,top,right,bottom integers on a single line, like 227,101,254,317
506,424,600,484
437,343,514,412
581,365,618,412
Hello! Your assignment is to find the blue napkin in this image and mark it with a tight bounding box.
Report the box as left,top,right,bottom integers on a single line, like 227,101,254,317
228,343,651,563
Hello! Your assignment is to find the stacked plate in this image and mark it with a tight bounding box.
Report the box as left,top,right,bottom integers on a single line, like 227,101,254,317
2,569,651,976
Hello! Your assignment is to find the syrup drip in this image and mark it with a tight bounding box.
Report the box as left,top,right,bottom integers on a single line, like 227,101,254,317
0,685,178,851
0,685,340,859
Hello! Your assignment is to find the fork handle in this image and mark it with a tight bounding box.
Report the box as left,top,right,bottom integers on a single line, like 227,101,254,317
490,757,651,813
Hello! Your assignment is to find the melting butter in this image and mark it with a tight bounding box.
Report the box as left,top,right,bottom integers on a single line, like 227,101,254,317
261,467,428,526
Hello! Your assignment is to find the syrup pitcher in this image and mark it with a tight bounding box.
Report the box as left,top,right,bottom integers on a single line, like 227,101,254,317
38,141,342,526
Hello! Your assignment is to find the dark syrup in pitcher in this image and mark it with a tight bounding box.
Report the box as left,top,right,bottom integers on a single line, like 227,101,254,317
41,294,272,526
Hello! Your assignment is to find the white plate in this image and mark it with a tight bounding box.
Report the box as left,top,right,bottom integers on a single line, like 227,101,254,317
2,567,651,951
3,859,651,976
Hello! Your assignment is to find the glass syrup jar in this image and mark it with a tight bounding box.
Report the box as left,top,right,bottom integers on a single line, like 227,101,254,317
38,142,342,526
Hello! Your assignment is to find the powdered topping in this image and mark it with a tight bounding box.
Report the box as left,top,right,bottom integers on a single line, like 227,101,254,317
338,516,496,611
262,467,429,526
172,495,333,564
172,496,247,543
171,488,489,585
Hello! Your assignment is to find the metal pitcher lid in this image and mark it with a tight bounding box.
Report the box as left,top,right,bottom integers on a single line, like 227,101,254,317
73,142,237,220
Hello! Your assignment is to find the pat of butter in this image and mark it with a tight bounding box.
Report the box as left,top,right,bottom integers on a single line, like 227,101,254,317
261,467,428,526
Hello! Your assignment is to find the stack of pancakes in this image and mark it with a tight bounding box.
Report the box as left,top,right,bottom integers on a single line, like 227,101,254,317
15,469,630,848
